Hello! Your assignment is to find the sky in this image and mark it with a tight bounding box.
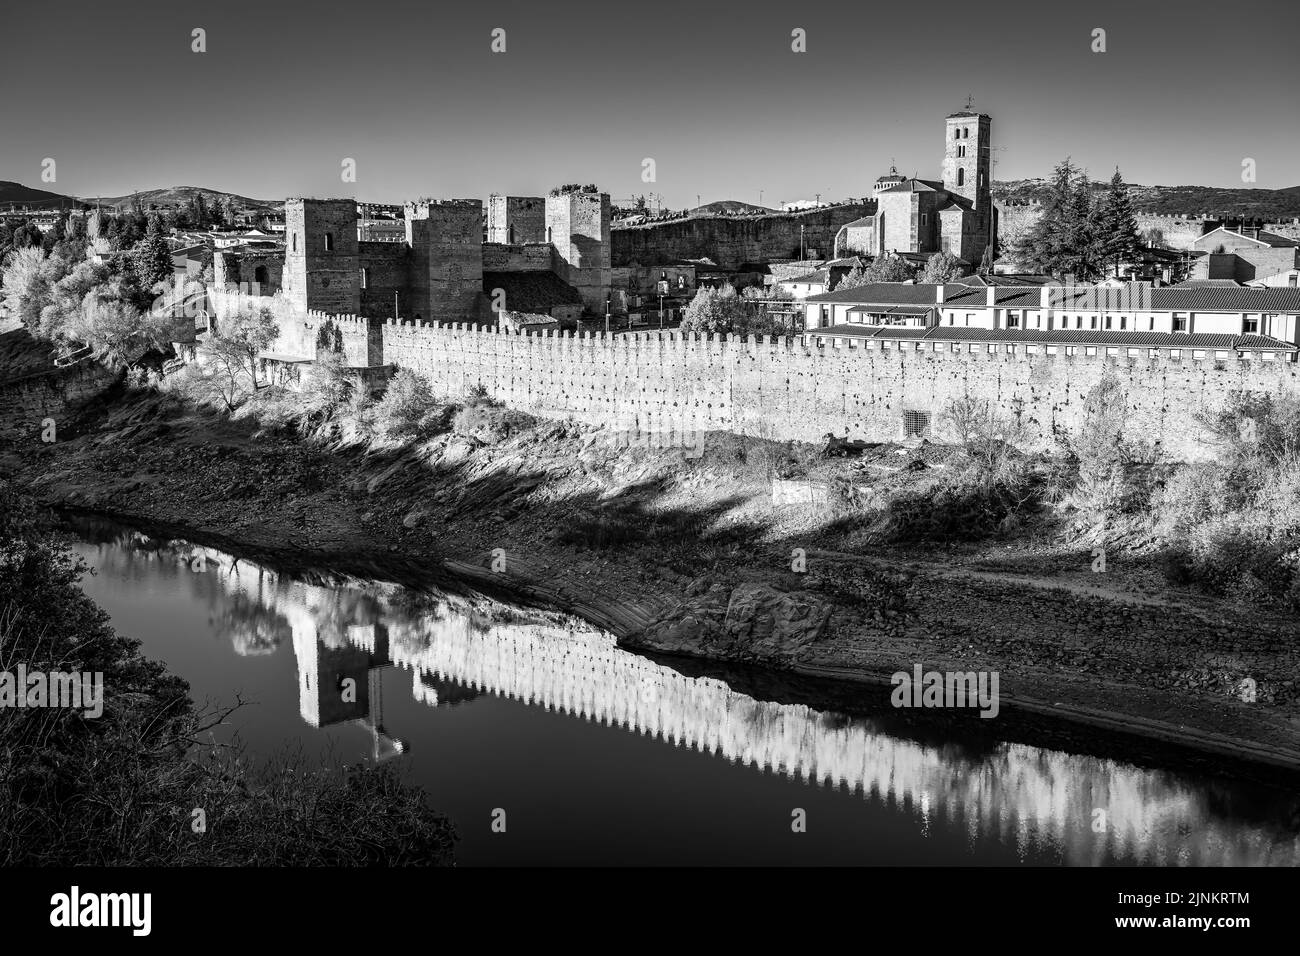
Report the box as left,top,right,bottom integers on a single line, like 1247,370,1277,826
2,0,1297,207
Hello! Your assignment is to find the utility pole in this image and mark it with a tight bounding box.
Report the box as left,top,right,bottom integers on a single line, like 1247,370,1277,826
393,291,399,320
659,293,664,330
605,296,611,335
800,224,805,262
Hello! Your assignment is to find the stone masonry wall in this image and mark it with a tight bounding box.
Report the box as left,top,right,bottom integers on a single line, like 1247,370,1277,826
612,203,877,270
360,321,1300,462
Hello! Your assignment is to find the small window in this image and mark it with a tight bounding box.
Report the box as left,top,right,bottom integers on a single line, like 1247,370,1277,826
324,232,334,251
291,233,297,253
1026,344,1039,354
1106,347,1119,356
1119,316,1127,330
968,343,978,353
1006,310,1020,328
1289,275,1297,287
1169,349,1182,359
1243,315,1259,334
1173,313,1188,332
957,167,965,185
921,213,928,226
677,275,685,289
1085,346,1097,356
1090,316,1098,329
903,410,931,438
1214,350,1230,360
1065,346,1077,356
1104,316,1112,330
1006,344,1016,354
1046,345,1058,354
1192,349,1207,360
986,343,996,354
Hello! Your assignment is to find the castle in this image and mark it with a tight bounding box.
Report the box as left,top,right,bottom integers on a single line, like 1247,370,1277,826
216,185,613,328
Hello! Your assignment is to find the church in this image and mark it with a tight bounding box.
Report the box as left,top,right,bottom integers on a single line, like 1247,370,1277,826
837,110,997,270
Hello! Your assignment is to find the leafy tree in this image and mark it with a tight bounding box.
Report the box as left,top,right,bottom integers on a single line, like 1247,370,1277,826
1142,226,1165,248
1096,168,1142,277
679,284,784,336
918,251,964,283
201,304,279,409
1,247,68,328
836,253,917,290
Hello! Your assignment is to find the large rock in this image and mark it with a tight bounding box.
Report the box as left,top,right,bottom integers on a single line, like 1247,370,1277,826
723,583,832,656
634,580,832,661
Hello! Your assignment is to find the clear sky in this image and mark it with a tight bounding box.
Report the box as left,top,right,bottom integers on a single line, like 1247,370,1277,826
2,0,1296,206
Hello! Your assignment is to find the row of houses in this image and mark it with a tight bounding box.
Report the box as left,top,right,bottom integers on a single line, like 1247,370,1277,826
802,280,1300,361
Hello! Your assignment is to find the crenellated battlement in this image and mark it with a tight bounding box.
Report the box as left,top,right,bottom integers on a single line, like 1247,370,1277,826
262,311,1299,459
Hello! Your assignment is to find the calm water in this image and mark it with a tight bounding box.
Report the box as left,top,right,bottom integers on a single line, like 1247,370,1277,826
67,518,1300,866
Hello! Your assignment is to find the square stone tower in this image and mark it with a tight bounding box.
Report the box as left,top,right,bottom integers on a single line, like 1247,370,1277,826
545,187,611,314
283,199,360,315
404,199,485,324
941,111,994,267
487,195,546,244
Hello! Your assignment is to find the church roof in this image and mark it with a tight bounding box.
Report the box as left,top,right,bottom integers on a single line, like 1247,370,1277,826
878,179,946,194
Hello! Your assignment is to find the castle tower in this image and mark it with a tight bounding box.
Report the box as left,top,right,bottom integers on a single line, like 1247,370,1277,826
545,187,611,314
487,195,546,244
403,199,485,324
282,199,360,316
940,111,994,267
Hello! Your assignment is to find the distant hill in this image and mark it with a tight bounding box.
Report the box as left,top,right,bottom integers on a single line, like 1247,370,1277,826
994,179,1300,220
688,200,776,217
78,186,280,213
0,181,82,210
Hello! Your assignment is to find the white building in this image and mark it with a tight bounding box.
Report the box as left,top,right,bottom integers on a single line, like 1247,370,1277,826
802,281,1300,361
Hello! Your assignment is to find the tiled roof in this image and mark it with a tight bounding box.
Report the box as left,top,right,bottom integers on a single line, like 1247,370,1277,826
808,283,942,305
845,305,933,317
878,179,945,194
1147,287,1300,311
841,216,876,229
782,270,829,285
481,271,582,311
1257,231,1300,247
809,281,1300,313
806,324,1296,351
1172,279,1242,288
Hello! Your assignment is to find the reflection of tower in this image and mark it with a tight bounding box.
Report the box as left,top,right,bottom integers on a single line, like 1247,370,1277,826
296,621,408,762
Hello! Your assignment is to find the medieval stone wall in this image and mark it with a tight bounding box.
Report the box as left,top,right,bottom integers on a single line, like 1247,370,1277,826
284,317,1300,461
611,203,877,271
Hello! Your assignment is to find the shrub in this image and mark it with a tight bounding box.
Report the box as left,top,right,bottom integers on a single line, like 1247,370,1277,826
372,369,445,442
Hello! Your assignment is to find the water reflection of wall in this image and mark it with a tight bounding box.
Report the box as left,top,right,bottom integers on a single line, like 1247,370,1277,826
78,532,1300,867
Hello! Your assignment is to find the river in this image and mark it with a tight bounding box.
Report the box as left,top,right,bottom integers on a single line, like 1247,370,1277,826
66,516,1300,866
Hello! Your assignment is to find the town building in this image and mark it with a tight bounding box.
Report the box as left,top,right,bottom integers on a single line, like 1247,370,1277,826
1190,226,1300,283
802,281,1300,361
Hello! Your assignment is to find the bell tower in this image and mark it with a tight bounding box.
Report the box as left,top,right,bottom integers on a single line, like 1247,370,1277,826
941,108,994,267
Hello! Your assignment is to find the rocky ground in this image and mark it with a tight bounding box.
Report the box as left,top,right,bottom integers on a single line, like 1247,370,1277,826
3,381,1299,772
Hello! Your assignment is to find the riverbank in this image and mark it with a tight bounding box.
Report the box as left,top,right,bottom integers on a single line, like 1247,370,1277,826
4,384,1299,773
